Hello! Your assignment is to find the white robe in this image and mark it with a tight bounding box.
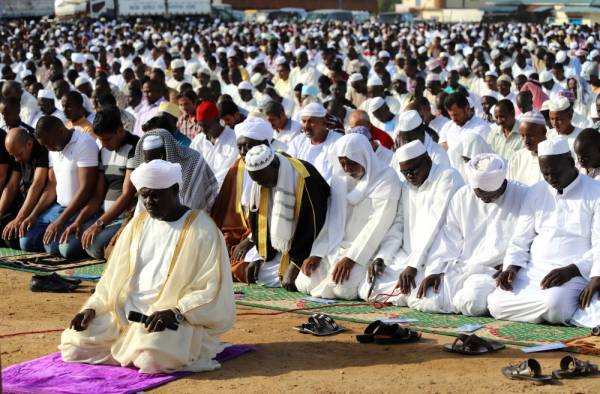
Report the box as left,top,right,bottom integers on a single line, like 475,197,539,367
438,115,491,150
357,164,464,305
273,119,302,152
507,148,543,186
571,262,600,328
408,181,528,315
189,127,239,188
488,174,600,324
287,130,341,184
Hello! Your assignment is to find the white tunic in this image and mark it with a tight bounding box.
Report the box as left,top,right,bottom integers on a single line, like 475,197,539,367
190,127,238,188
438,115,491,150
507,148,543,186
287,130,341,183
488,174,600,324
273,119,302,152
289,64,321,88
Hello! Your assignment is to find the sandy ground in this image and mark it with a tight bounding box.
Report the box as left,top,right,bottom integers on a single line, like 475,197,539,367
1,269,600,393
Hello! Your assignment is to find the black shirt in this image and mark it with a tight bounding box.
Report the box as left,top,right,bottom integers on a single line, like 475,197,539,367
12,132,50,196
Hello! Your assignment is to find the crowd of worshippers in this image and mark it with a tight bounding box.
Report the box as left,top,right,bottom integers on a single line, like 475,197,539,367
2,18,600,333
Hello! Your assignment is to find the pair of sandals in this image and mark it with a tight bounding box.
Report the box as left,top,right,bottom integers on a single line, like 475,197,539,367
502,355,599,385
294,314,346,336
443,333,505,355
356,320,422,344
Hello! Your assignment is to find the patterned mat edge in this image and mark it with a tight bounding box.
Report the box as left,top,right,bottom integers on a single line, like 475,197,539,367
235,300,541,348
0,263,104,281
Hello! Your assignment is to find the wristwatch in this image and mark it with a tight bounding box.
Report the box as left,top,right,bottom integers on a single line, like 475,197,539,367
172,308,184,323
95,219,105,229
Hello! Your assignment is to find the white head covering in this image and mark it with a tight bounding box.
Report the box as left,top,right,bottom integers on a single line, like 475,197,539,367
130,159,182,190
548,96,570,112
556,50,568,64
367,75,383,87
170,59,185,69
143,135,164,150
301,102,327,118
467,153,507,192
75,76,91,87
348,73,363,83
275,56,287,65
37,89,55,100
520,111,546,126
368,97,386,113
245,144,275,171
396,110,423,133
250,73,265,86
238,81,254,91
234,117,274,141
449,133,494,180
539,70,553,83
396,140,427,162
538,137,570,156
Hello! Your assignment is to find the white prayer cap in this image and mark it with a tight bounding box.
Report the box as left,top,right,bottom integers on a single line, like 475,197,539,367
590,49,600,59
143,135,164,150
245,144,275,172
368,97,386,113
246,46,257,53
301,102,327,118
541,99,551,112
520,111,546,126
539,70,553,83
467,153,507,192
417,46,427,55
170,59,184,69
250,73,265,86
131,159,182,190
234,117,274,141
71,53,86,64
538,137,570,157
378,50,390,58
500,59,512,69
238,81,254,91
75,76,91,87
275,56,287,65
485,70,498,78
556,50,568,64
548,96,570,112
396,140,427,162
497,74,512,84
294,47,307,57
133,41,144,51
490,49,501,59
425,73,442,83
348,73,363,83
396,110,423,133
284,43,295,53
226,48,236,58
569,41,578,50
367,75,383,87
37,89,55,100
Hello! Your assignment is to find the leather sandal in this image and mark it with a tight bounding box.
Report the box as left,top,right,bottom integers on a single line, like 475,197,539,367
552,355,599,379
444,334,505,355
502,358,553,385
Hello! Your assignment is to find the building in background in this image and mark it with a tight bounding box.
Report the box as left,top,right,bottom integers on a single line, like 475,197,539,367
226,0,378,13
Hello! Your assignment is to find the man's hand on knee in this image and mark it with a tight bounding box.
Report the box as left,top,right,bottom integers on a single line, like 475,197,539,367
540,264,581,290
145,310,177,333
332,257,356,285
397,266,417,294
416,273,442,299
496,265,520,291
579,276,600,308
70,308,95,331
301,256,321,277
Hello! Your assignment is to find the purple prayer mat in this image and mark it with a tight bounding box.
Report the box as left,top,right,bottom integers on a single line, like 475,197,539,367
2,344,256,394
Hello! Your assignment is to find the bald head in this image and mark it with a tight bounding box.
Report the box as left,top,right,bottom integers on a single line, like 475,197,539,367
519,121,547,154
348,110,371,128
575,128,600,171
1,80,22,99
6,127,34,163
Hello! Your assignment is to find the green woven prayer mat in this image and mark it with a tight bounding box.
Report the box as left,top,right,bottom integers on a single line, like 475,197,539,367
0,247,104,281
234,284,591,349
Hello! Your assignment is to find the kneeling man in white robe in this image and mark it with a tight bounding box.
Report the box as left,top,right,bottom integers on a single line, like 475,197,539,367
488,138,600,325
295,133,401,300
60,160,236,373
360,140,463,305
410,153,528,315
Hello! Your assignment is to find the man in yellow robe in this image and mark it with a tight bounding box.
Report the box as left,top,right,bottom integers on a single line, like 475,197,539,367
59,159,236,374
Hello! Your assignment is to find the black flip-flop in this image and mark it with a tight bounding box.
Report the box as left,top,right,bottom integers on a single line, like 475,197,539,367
502,358,554,385
372,324,421,345
443,334,505,355
552,355,599,379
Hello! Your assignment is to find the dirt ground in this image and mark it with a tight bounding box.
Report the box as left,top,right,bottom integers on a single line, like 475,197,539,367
1,270,600,393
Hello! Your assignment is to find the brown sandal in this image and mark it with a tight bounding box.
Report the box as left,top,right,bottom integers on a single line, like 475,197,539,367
502,359,553,385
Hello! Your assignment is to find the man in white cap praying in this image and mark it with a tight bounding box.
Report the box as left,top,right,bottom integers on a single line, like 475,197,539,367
237,81,258,114
60,159,235,374
409,153,528,316
488,137,600,325
507,111,547,186
296,134,401,300
367,97,399,135
33,89,66,127
359,140,463,305
240,144,329,290
347,73,368,109
547,96,582,157
360,75,400,115
287,102,341,183
394,110,450,168
166,59,193,92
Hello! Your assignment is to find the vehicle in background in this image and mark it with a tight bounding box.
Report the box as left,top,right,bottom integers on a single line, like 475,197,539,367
1,0,55,18
352,11,370,24
305,9,353,22
378,12,416,24
256,9,305,23
53,1,237,19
